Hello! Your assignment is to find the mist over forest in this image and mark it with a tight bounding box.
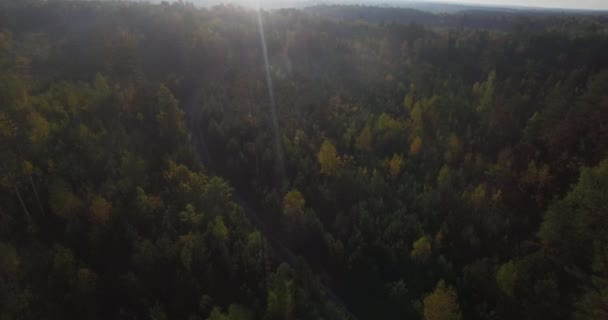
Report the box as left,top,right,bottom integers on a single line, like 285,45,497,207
1,0,608,319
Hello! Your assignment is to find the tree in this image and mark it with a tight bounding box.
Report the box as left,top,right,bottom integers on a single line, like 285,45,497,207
149,303,168,320
496,260,518,297
317,139,339,175
388,154,404,180
49,180,82,218
355,124,373,152
0,31,10,51
89,195,111,225
423,280,462,320
411,236,432,263
283,190,305,216
208,304,253,320
0,242,19,277
538,160,608,318
267,264,295,320
470,183,487,210
473,69,496,112
410,136,422,156
539,160,608,258
212,215,230,244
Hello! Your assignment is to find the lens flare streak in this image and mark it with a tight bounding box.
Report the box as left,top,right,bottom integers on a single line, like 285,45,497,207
256,3,287,190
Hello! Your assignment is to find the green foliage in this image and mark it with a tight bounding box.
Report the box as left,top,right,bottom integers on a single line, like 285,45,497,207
149,303,168,320
212,215,230,243
49,180,82,218
539,160,608,257
496,260,518,297
0,242,19,276
267,264,295,320
208,305,253,320
539,160,608,319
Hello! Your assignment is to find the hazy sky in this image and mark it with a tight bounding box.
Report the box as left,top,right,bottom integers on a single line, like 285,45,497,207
437,0,608,10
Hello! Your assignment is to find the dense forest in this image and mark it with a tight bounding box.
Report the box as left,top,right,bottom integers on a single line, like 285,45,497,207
1,1,608,319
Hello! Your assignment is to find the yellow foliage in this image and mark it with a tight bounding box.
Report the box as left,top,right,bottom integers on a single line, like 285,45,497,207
423,280,462,320
0,242,19,276
411,236,431,263
523,160,538,185
317,139,339,175
388,154,404,180
376,113,401,132
445,134,462,161
0,31,10,50
410,136,422,155
471,184,487,209
77,268,97,293
434,231,444,250
437,165,451,187
22,160,33,176
410,105,423,129
355,125,373,152
27,111,50,145
473,70,496,112
15,56,32,66
90,195,111,225
404,93,415,111
49,181,82,218
492,189,503,203
283,190,305,216
523,160,551,187
0,113,15,138
537,163,551,187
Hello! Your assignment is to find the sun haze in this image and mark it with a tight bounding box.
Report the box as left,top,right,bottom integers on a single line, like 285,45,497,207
435,0,608,10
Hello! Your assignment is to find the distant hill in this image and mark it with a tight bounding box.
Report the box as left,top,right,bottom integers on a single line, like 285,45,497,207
301,4,608,30
96,0,608,13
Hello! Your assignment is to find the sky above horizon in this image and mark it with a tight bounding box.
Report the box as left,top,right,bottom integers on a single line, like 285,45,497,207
434,0,608,10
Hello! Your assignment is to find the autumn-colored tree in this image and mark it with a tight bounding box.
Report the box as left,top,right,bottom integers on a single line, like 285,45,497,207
473,69,496,112
411,236,432,263
89,195,111,225
404,91,415,111
410,136,422,155
283,190,305,216
470,183,487,210
49,180,82,218
355,124,373,152
317,139,339,175
423,280,462,320
388,154,404,180
444,134,462,162
0,31,10,51
437,165,451,188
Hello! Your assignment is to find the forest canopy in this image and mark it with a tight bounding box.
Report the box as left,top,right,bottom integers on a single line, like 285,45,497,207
1,1,608,319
